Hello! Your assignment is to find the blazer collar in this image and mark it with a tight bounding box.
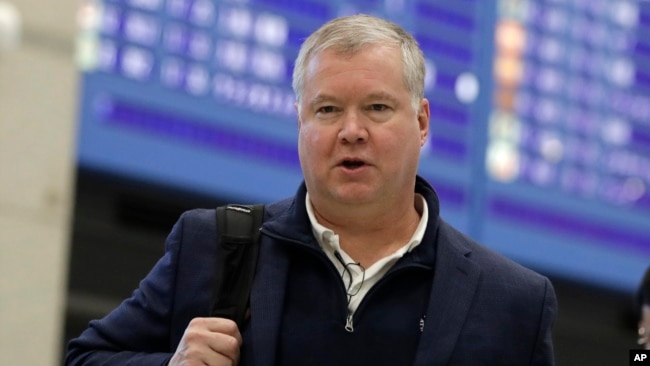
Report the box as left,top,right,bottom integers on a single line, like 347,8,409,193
413,220,481,365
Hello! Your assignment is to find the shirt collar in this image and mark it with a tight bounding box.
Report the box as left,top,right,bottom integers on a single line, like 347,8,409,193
305,192,429,256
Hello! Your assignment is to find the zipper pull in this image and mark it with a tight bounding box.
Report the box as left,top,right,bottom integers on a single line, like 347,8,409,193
345,313,354,333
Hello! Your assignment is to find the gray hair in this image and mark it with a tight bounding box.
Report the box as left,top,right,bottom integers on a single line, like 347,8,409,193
292,14,426,112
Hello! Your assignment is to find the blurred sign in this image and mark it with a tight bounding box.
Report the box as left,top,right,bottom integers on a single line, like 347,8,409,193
75,0,650,291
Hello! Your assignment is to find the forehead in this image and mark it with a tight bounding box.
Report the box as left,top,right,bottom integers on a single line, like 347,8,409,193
303,45,405,92
307,44,402,70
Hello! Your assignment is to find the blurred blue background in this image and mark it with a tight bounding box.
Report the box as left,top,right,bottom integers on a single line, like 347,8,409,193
75,0,650,293
62,1,650,364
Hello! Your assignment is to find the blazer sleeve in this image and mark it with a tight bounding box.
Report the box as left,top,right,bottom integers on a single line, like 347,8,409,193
530,276,558,366
64,211,192,366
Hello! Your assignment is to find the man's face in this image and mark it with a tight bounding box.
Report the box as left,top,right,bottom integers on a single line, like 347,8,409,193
297,45,429,208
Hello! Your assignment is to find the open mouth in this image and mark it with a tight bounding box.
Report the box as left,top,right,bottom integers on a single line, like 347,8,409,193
341,159,366,169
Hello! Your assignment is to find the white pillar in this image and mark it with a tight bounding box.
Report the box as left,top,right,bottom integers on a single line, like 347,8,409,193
0,1,77,364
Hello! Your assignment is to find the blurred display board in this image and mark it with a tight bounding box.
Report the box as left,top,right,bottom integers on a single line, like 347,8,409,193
75,0,650,291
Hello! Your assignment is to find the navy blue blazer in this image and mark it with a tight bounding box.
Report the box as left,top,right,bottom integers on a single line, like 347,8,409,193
65,177,557,365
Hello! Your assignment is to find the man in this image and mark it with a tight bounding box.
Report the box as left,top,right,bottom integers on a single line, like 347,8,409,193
65,14,557,365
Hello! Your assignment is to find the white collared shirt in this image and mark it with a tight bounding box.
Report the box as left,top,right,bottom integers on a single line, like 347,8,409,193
305,193,429,314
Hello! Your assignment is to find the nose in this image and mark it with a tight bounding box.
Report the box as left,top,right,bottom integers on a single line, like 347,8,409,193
337,111,368,144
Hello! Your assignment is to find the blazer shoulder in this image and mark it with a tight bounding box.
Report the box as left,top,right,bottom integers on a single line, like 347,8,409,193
265,197,295,217
165,208,219,253
438,218,551,288
178,208,217,224
179,199,293,224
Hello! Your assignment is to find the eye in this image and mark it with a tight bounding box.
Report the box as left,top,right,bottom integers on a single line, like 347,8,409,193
368,104,389,112
317,106,336,114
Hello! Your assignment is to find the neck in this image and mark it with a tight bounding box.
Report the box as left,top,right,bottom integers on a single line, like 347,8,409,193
312,195,421,267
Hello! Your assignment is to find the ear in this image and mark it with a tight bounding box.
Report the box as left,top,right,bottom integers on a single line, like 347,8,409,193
295,102,302,131
417,98,430,146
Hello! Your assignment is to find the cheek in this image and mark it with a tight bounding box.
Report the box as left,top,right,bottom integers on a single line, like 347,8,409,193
300,125,317,145
385,125,422,151
298,125,323,166
299,124,331,154
298,126,313,152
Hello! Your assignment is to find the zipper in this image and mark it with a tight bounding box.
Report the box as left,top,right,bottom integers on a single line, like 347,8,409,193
260,228,431,334
345,313,354,332
260,228,352,330
345,262,431,332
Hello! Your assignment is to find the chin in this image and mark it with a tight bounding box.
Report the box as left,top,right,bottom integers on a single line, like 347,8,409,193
332,186,377,204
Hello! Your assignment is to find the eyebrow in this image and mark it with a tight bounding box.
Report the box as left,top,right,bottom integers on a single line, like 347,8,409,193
363,91,400,105
308,91,401,108
308,94,338,109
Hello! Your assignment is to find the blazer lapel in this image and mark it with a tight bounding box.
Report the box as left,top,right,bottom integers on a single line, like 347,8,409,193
412,223,481,366
249,237,290,366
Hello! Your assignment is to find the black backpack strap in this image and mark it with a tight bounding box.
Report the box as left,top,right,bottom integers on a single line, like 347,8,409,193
211,204,265,327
